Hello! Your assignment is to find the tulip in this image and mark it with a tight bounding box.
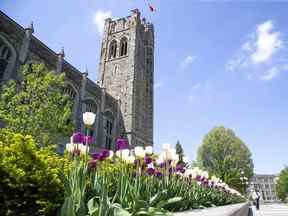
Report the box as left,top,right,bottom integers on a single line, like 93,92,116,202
144,156,152,164
125,155,135,164
155,171,163,178
144,146,153,155
183,156,189,163
108,150,114,159
83,112,96,126
116,137,129,150
88,160,97,169
146,167,155,176
72,132,84,143
134,146,145,158
84,136,93,145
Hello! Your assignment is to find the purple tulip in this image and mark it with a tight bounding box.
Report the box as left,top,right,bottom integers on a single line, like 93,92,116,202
88,160,97,169
84,136,93,145
73,132,84,143
116,138,129,150
159,162,165,168
144,156,152,164
146,168,155,176
101,149,110,159
155,171,163,178
91,152,102,160
176,164,185,173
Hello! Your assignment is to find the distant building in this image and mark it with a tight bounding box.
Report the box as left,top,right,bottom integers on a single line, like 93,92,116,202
248,174,279,202
0,9,154,149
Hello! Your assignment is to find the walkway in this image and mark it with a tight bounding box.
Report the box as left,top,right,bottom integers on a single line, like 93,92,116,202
252,203,288,216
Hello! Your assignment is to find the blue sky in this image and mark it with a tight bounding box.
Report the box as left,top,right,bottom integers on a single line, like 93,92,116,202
1,0,288,174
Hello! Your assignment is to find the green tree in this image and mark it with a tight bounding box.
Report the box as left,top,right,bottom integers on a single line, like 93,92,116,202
0,63,73,147
276,166,288,202
176,140,184,164
197,126,254,192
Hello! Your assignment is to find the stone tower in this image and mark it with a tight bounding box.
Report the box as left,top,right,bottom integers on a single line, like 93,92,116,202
97,9,154,147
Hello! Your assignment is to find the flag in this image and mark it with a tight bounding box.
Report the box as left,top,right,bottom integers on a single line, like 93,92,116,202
148,4,156,12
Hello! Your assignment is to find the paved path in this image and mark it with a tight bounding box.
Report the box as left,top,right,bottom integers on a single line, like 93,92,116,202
252,204,288,216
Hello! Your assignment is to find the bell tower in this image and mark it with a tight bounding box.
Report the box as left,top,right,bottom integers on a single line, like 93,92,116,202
97,9,154,147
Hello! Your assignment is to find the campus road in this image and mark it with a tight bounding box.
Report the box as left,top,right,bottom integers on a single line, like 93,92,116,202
252,203,288,216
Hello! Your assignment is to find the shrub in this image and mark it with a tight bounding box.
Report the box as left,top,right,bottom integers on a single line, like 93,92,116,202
0,129,69,216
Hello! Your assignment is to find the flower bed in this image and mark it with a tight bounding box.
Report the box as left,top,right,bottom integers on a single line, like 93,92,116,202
60,134,245,216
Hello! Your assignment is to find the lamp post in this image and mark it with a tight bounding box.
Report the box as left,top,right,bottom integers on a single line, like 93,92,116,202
240,170,249,196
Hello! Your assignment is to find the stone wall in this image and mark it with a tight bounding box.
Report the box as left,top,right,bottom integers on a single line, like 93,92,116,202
174,202,250,216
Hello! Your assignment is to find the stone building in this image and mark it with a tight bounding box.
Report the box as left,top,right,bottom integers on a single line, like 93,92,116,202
0,9,154,150
248,174,279,202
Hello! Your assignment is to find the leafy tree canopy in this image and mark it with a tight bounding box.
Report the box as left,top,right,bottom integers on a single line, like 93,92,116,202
197,126,254,192
276,166,288,202
0,63,73,147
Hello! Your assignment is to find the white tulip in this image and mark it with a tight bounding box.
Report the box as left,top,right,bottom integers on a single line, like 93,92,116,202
83,112,96,126
147,163,154,169
66,143,73,152
145,146,153,155
108,150,114,159
116,149,130,159
156,157,164,165
183,156,189,163
202,171,209,179
125,155,135,164
134,146,145,158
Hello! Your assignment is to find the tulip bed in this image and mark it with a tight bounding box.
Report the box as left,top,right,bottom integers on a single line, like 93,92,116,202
61,137,245,216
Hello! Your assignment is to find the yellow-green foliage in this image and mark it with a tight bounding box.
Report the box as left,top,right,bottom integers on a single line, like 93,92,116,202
0,129,69,216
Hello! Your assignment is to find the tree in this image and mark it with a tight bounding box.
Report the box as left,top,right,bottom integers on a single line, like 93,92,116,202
175,140,184,164
276,166,288,202
0,63,73,147
197,126,254,192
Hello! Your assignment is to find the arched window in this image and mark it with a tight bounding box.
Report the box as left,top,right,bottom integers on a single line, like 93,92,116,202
63,84,77,102
0,40,12,81
103,110,114,149
120,37,128,56
109,40,117,59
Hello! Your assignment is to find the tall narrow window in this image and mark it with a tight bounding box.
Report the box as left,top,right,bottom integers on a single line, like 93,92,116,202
109,40,117,59
120,37,128,56
103,111,114,149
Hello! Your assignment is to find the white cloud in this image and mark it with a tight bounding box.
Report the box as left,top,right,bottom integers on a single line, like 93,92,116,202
251,21,282,64
154,81,164,90
180,55,196,69
93,10,112,34
226,20,286,81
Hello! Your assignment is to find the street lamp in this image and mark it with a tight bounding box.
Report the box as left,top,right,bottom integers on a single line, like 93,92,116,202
240,171,249,195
